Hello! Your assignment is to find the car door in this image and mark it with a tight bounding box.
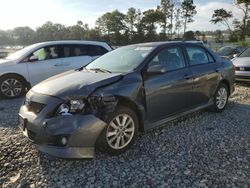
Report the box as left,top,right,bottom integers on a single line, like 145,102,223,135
143,46,193,124
60,44,93,71
184,45,221,107
27,45,62,85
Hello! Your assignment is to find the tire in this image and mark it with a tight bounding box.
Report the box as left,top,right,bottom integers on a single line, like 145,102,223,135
210,83,229,113
0,75,26,98
97,106,139,156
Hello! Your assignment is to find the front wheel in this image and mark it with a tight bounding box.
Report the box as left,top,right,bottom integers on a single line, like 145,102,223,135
97,106,139,156
0,75,26,98
210,83,229,112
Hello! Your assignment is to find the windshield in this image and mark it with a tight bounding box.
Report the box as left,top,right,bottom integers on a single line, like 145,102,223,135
239,48,250,57
86,46,154,73
217,47,234,56
6,44,39,60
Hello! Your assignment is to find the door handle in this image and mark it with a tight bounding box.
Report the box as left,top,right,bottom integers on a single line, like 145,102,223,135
63,62,70,66
54,63,61,67
215,68,220,72
183,74,192,80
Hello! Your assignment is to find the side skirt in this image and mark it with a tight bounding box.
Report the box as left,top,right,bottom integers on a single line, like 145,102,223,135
144,100,213,131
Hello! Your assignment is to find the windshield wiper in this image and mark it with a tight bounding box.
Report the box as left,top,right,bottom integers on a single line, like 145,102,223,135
88,68,112,73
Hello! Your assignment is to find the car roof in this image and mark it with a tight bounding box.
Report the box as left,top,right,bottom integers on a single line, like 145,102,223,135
127,41,204,48
34,40,109,46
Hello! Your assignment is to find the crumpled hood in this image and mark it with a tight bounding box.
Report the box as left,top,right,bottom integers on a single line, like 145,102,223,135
232,57,250,67
31,70,123,99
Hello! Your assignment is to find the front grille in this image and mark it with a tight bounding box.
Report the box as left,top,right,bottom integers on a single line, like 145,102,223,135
236,67,250,71
25,99,46,114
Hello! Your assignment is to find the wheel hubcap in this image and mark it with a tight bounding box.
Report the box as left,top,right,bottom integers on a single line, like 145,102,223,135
106,114,135,150
1,79,22,97
216,87,228,110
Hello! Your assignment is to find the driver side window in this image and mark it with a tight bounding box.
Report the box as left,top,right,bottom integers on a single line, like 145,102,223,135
149,47,186,72
31,46,58,61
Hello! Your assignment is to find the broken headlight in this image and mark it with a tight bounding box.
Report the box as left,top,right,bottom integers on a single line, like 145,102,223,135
57,100,85,115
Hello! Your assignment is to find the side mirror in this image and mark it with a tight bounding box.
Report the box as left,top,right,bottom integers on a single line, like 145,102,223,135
29,55,38,62
233,54,238,58
147,65,167,75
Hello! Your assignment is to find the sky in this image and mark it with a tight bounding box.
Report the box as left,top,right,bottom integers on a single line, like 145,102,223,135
0,0,243,31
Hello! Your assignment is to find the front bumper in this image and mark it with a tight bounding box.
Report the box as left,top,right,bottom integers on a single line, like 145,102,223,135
235,71,250,81
19,92,107,158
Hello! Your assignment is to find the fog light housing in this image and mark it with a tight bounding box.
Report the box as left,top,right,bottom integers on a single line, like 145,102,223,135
61,137,68,146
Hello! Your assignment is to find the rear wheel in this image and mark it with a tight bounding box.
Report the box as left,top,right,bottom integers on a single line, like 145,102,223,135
97,106,139,155
210,83,229,112
0,75,26,98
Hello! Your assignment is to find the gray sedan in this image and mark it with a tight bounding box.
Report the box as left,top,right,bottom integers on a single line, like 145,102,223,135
232,47,250,81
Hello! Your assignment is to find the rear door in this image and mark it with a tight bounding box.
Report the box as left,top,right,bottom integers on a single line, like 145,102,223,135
144,46,193,123
27,45,62,85
184,45,221,107
60,44,109,71
60,44,92,71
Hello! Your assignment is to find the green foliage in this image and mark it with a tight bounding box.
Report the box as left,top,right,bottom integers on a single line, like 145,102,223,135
181,0,197,34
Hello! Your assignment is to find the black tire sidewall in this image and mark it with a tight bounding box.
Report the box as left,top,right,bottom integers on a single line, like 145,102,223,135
97,106,139,156
0,75,25,98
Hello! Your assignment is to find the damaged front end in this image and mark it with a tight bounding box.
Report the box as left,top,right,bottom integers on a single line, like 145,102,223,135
19,91,119,159
57,95,118,122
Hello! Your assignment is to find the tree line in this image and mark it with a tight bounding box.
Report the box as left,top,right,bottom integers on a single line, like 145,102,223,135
0,0,249,46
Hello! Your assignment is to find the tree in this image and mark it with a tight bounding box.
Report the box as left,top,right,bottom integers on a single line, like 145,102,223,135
12,27,35,45
174,6,182,38
183,30,195,40
214,30,224,43
181,0,197,35
125,8,140,40
36,21,68,42
210,9,233,35
235,0,250,40
141,9,165,41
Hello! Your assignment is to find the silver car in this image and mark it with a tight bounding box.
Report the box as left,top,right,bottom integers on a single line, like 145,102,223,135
232,47,250,81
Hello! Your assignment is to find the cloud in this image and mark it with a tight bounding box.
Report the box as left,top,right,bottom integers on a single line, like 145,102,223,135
187,2,243,31
0,0,243,31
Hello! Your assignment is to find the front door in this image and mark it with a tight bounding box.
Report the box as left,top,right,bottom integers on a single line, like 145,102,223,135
27,45,62,85
144,46,193,124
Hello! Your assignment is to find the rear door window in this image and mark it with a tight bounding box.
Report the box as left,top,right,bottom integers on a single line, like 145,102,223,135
186,46,214,66
87,45,108,56
62,44,88,58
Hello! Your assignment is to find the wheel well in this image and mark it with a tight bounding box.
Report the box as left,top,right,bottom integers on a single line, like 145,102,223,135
220,79,230,94
117,96,145,132
0,73,31,89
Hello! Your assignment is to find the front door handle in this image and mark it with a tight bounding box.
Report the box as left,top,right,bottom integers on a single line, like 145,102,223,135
54,63,61,67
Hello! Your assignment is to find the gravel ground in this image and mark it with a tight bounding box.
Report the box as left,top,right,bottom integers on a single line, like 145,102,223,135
0,83,250,188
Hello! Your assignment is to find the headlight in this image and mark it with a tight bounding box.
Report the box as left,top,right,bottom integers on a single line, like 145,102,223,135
69,100,85,113
57,100,85,115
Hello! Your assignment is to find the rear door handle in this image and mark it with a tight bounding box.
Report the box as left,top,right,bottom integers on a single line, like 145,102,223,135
183,74,192,80
215,68,220,72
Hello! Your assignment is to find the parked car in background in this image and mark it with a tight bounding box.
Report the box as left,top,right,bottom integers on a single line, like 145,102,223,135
0,40,113,98
19,42,235,158
217,46,247,60
232,47,250,81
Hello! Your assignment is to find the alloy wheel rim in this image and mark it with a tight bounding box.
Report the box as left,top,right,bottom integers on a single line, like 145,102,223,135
1,79,22,97
216,87,228,110
106,114,135,150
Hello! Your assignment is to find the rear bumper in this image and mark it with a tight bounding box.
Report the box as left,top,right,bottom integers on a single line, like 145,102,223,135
19,92,107,158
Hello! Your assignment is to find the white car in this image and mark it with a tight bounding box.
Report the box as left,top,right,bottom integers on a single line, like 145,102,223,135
0,40,113,98
232,47,250,81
